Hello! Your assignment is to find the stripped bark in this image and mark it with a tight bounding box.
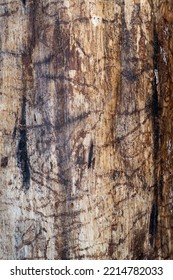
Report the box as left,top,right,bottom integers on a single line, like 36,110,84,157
0,0,173,259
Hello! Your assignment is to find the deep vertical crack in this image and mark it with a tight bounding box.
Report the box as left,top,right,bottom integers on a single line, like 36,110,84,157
17,96,30,190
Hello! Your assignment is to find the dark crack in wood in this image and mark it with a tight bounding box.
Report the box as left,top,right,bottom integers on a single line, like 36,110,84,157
17,96,30,190
21,0,26,6
149,201,158,246
88,141,94,169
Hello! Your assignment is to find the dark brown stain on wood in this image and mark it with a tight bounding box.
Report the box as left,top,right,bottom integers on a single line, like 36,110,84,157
148,25,161,248
1,157,8,168
159,172,164,201
132,229,145,259
152,27,160,161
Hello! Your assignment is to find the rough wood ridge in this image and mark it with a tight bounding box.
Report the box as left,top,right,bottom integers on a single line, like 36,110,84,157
0,0,173,259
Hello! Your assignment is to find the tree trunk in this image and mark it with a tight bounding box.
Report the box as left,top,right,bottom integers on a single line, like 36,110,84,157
0,0,173,260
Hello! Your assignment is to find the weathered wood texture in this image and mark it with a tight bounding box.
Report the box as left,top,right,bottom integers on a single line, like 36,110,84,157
0,0,173,259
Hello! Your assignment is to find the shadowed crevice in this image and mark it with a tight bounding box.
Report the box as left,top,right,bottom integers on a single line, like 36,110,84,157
149,201,158,246
149,25,161,247
88,141,94,169
21,0,26,6
17,96,30,190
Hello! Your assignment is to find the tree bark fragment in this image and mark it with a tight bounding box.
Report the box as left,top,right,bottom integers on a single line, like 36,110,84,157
0,0,173,260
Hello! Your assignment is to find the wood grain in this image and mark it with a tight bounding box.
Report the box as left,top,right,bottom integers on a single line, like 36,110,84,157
0,0,173,260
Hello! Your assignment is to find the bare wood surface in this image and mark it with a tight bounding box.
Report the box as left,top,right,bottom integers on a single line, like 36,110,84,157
0,0,173,259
